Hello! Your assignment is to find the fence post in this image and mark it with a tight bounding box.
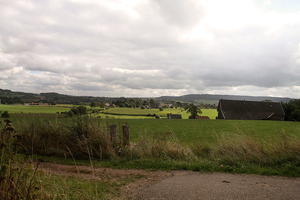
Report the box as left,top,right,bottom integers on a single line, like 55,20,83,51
122,124,130,146
31,123,35,138
109,124,118,144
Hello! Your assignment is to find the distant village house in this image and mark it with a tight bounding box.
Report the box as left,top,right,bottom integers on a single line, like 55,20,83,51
168,114,182,119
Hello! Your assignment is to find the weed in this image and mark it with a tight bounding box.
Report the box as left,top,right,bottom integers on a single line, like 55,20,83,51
0,119,44,199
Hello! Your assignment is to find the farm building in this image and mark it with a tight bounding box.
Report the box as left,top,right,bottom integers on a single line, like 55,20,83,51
217,99,285,121
168,114,182,119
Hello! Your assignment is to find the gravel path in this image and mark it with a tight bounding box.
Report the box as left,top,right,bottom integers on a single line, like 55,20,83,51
130,171,300,200
39,163,300,200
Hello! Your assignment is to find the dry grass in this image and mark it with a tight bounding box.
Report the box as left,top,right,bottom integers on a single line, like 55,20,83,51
9,116,300,167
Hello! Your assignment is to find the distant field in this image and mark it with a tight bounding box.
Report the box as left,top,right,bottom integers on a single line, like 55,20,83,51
102,107,182,117
0,105,218,119
102,107,218,119
0,104,71,114
180,109,217,119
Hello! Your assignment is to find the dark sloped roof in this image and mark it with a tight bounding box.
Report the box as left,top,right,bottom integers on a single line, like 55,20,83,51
218,99,285,120
196,116,210,119
169,114,182,119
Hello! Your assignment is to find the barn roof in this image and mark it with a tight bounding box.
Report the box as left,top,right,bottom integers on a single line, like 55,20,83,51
195,116,210,119
168,114,182,119
217,99,285,120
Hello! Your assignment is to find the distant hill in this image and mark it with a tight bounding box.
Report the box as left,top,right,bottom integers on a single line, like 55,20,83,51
156,94,292,105
0,88,294,105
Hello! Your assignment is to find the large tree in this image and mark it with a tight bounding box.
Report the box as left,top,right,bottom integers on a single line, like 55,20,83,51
149,98,157,108
90,101,97,108
186,103,202,119
282,99,300,121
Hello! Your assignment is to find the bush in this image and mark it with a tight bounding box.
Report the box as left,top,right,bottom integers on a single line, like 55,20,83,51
67,106,87,117
291,109,300,121
0,119,44,199
67,110,75,117
1,111,9,118
159,107,163,111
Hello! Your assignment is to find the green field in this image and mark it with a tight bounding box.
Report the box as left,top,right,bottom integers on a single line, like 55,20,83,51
4,104,298,145
10,115,300,146
1,104,218,119
101,107,218,119
0,104,72,114
101,119,300,144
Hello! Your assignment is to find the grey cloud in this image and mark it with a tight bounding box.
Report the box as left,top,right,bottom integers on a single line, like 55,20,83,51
0,0,300,98
70,83,111,92
153,0,204,29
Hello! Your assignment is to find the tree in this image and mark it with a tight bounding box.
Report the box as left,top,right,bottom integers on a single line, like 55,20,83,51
149,98,157,108
67,105,87,117
176,101,182,107
143,100,148,106
90,101,97,108
282,99,300,121
77,105,87,115
186,103,202,119
99,102,105,109
291,109,300,121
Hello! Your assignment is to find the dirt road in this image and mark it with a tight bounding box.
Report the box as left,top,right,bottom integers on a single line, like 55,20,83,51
40,163,300,200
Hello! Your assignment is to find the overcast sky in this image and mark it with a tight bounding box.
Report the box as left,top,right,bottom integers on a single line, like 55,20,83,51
1,0,300,98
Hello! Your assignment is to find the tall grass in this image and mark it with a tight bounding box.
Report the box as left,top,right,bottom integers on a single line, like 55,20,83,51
16,116,116,160
0,118,131,199
0,119,44,199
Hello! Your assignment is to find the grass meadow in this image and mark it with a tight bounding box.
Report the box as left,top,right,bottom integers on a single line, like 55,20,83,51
2,104,218,119
102,119,300,144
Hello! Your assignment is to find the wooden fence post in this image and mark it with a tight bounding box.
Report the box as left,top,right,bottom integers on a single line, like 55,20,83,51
122,124,130,146
109,124,118,144
31,123,35,138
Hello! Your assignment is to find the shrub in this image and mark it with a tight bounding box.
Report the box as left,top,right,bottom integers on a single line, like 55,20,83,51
67,106,87,117
67,110,75,117
0,119,44,199
1,111,9,118
17,116,116,160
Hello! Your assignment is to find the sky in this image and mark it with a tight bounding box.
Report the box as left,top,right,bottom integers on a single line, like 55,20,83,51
1,0,300,98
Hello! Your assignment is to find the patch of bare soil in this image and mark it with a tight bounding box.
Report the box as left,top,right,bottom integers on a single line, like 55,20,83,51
39,163,173,199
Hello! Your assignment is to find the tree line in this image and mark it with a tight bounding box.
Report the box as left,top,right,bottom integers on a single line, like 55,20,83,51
282,99,300,121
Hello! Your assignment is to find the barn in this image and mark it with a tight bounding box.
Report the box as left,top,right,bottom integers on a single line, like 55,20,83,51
195,116,210,119
217,99,285,121
168,114,182,119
